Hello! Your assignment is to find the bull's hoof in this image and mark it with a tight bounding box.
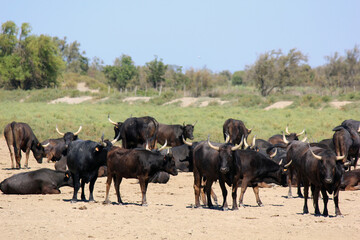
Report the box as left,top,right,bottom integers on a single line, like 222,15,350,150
141,203,148,207
71,199,78,203
258,203,264,207
232,206,238,210
336,214,344,218
222,207,229,211
287,195,293,199
103,200,111,205
239,203,245,208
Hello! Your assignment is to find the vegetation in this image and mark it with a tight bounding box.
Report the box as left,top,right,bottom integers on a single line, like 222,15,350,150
0,97,358,144
1,20,359,97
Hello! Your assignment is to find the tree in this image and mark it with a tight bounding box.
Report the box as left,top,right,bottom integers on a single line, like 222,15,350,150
146,56,168,89
103,54,138,90
0,21,65,89
232,71,244,85
245,48,309,96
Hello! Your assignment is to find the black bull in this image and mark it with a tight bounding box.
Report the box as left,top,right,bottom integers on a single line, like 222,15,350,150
157,122,196,147
286,141,345,216
193,137,288,210
0,168,73,194
108,115,159,149
4,121,47,169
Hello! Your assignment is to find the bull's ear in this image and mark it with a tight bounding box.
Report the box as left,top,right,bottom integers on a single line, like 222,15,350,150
64,171,71,180
95,147,100,152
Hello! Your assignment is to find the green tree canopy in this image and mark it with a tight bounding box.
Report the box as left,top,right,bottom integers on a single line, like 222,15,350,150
103,54,138,89
146,56,168,89
0,21,65,89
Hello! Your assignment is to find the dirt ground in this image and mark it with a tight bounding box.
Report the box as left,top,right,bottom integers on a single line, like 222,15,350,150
0,138,359,240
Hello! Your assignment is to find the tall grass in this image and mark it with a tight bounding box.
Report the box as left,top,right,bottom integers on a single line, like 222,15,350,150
0,100,358,144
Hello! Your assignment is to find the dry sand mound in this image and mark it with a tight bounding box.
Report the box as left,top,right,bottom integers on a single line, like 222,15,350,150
163,97,229,107
330,101,353,109
122,97,151,103
49,96,93,104
265,101,293,110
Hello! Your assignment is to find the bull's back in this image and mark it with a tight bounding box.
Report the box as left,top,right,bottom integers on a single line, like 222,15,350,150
107,148,140,178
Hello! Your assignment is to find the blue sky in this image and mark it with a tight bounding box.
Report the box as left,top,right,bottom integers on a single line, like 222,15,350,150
1,0,359,72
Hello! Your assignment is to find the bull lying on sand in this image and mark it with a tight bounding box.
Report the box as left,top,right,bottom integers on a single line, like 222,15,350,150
0,168,72,194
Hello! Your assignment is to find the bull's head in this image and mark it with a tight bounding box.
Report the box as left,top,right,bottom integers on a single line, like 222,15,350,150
108,114,123,141
309,146,345,185
163,148,178,176
207,135,242,174
56,125,82,146
182,122,196,140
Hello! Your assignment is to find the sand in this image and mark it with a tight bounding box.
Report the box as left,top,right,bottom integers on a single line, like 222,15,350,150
0,138,359,240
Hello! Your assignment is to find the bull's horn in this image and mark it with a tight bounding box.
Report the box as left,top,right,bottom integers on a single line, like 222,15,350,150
111,132,121,145
278,159,283,165
231,135,243,151
247,127,252,134
166,148,170,155
207,135,219,151
336,155,346,161
100,133,106,147
251,135,256,149
282,132,289,144
297,129,305,136
42,142,50,148
244,137,249,149
182,135,193,146
285,126,290,135
225,133,230,143
193,120,198,126
158,140,167,151
108,114,118,125
74,126,82,136
56,125,65,136
301,135,308,142
344,161,351,166
270,148,277,158
284,160,293,168
309,148,322,160
145,141,151,151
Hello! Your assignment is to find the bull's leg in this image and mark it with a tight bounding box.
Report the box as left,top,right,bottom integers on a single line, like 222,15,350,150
15,148,21,169
114,176,123,204
231,178,239,210
193,171,202,208
303,183,309,214
287,169,293,198
42,185,61,194
71,174,80,203
312,185,321,216
24,148,30,169
210,187,218,205
88,176,98,202
219,178,228,210
205,179,214,209
8,145,15,169
320,188,329,217
200,179,207,205
80,179,86,201
238,178,249,207
334,190,342,217
139,178,148,206
103,174,113,204
252,185,263,207
296,173,303,198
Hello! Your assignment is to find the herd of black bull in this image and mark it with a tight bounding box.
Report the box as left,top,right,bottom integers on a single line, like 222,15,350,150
1,117,360,217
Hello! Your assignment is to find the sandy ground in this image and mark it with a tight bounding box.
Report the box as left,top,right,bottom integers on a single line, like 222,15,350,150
0,139,359,240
